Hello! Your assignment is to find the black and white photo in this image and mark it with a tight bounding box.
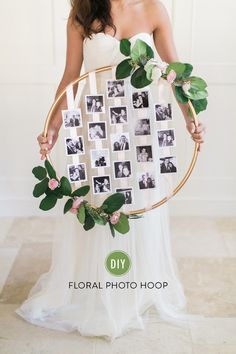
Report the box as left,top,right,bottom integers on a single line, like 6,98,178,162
111,132,130,151
155,103,172,121
134,119,151,136
132,91,149,109
92,176,111,194
109,106,128,124
68,163,87,182
114,161,132,179
157,129,176,148
88,122,107,141
85,95,105,114
65,136,85,155
116,188,133,205
62,109,83,128
136,145,153,162
90,149,110,168
107,80,125,98
160,156,177,174
138,172,156,190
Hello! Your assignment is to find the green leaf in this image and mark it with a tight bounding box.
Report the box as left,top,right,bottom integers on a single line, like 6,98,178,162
102,193,125,214
166,62,186,80
52,187,64,199
131,39,147,62
72,185,90,197
146,45,154,60
131,39,154,65
113,213,130,235
39,194,57,211
32,166,47,180
44,160,57,179
109,222,116,238
185,89,208,100
60,176,72,196
191,98,208,115
33,178,49,198
64,198,73,214
45,187,63,199
145,64,155,81
116,59,133,79
120,39,131,56
131,67,152,88
190,76,207,91
175,86,189,104
83,215,95,231
77,204,86,224
182,63,193,78
85,205,107,225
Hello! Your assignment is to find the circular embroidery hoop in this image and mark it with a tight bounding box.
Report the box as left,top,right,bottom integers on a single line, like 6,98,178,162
43,65,199,215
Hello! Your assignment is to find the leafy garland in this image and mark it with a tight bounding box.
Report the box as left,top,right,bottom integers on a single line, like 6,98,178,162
33,39,208,237
116,39,208,115
32,160,141,237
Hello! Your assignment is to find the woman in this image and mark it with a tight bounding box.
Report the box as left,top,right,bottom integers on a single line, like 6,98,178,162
138,147,149,162
90,98,97,112
161,132,168,147
16,0,206,340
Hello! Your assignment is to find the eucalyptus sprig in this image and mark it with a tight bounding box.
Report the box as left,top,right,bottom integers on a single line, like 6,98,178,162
32,160,141,237
116,38,208,115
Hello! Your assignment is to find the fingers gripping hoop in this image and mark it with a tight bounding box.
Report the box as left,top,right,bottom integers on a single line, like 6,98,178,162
43,65,199,215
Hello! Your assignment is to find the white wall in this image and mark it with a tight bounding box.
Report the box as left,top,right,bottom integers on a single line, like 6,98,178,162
0,0,235,216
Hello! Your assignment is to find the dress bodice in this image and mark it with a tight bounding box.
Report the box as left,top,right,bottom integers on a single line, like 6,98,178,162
83,32,154,72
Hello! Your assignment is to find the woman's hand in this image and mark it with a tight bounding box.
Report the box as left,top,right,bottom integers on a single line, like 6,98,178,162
37,126,59,160
186,120,206,152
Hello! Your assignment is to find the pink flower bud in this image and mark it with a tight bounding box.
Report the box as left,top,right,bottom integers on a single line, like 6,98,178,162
70,208,78,214
48,179,59,190
70,198,84,214
110,211,121,225
72,197,84,209
167,70,177,84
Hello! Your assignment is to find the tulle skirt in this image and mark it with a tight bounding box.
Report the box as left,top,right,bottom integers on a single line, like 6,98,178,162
15,202,192,341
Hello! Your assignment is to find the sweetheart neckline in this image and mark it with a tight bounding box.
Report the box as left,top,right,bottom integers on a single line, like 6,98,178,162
84,32,153,43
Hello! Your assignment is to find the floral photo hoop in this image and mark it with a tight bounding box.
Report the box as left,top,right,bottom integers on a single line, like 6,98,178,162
32,39,208,237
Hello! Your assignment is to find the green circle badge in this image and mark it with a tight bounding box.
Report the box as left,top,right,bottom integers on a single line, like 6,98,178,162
105,250,131,276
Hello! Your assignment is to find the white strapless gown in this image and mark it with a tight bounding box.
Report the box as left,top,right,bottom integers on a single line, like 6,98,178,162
15,33,190,340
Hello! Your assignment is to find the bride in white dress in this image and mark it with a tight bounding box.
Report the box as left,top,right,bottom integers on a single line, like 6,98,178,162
16,0,206,340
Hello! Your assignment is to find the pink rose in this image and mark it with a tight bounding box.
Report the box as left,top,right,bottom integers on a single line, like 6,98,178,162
167,70,177,84
110,211,121,225
48,179,59,190
70,197,84,214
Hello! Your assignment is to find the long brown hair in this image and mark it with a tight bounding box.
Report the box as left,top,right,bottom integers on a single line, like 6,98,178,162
70,0,116,38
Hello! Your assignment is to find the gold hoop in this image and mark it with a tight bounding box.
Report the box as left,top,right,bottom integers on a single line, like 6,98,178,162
43,65,199,215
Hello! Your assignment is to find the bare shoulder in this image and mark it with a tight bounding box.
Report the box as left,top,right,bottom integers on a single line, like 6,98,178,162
146,0,168,13
145,0,171,30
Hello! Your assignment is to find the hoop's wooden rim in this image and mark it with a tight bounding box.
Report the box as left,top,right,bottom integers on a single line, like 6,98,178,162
44,65,199,215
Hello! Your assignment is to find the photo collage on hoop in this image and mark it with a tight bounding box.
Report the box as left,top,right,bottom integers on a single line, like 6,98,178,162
155,102,178,175
61,78,177,202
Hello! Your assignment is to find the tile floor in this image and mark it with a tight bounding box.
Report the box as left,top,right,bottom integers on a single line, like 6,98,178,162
0,216,235,354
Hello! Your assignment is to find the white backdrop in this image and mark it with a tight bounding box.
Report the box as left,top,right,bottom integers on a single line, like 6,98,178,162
0,0,235,216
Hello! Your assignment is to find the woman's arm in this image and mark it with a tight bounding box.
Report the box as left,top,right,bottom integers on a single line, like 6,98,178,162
151,1,206,151
38,15,84,159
